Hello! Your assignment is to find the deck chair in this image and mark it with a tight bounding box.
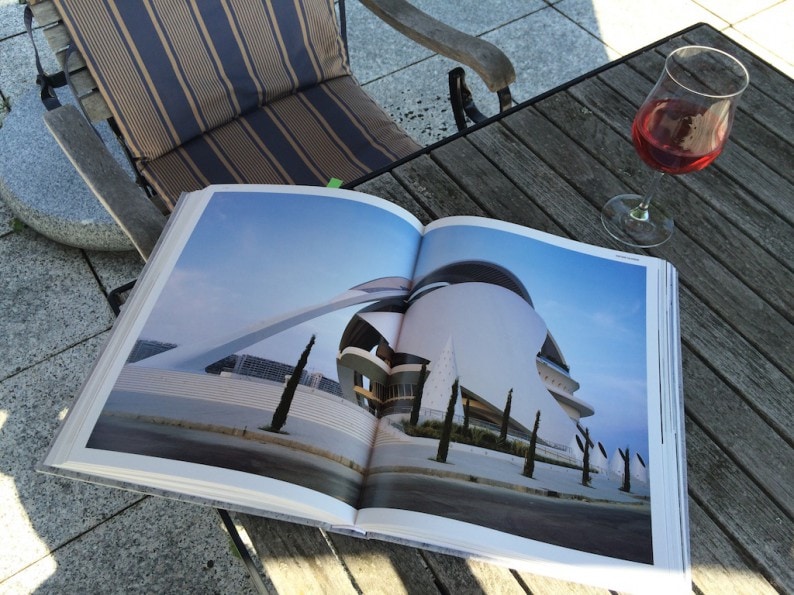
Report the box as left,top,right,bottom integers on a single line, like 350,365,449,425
26,0,515,261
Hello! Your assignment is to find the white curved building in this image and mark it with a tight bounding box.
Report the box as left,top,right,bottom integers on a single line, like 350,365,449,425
631,452,649,485
336,261,595,451
590,441,611,474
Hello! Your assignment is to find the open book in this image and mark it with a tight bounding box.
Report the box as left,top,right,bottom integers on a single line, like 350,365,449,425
43,185,688,592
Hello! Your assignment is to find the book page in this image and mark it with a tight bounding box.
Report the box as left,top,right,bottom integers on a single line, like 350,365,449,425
353,217,684,582
43,185,424,524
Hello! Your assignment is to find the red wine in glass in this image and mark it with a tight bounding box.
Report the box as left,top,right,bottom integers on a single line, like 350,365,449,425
632,98,728,175
602,46,748,248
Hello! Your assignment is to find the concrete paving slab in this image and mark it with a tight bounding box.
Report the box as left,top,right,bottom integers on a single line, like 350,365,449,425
346,0,546,84
555,0,730,56
0,334,143,583
0,25,58,106
84,250,144,296
733,1,794,73
0,228,114,380
1,496,257,594
412,0,546,37
346,1,434,84
0,189,13,233
693,0,781,25
363,7,612,145
481,7,611,101
0,0,25,40
722,26,794,78
363,54,467,145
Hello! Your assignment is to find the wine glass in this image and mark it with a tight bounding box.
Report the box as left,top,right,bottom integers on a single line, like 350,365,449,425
602,45,749,247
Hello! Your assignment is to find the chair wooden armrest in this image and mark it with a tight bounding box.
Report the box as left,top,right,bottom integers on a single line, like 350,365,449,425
359,0,516,92
43,105,166,261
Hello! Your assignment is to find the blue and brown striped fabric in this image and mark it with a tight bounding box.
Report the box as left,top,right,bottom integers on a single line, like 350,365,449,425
141,76,420,207
55,0,420,207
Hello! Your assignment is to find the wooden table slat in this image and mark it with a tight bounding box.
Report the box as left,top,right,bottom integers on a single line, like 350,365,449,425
682,346,793,518
429,138,564,236
685,421,794,591
660,163,794,273
422,552,528,595
714,142,794,224
678,287,793,442
240,515,358,594
465,123,619,247
392,154,492,219
326,532,446,594
688,499,780,595
516,573,614,595
354,173,433,224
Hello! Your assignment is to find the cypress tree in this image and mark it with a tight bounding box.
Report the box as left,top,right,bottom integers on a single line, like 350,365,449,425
436,378,459,463
523,410,541,478
498,388,513,445
619,447,632,493
581,427,592,486
463,396,471,437
269,334,315,432
409,363,427,426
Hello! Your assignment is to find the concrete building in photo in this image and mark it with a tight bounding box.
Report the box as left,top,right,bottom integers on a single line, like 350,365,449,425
336,261,595,452
131,261,595,457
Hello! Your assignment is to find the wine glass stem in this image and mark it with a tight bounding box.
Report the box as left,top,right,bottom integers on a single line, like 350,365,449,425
630,171,665,221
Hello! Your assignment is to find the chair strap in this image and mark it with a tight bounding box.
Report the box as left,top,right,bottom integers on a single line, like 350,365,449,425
24,5,67,111
338,0,349,58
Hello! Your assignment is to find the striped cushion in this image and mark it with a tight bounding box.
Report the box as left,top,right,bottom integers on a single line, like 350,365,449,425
55,0,349,161
141,76,421,209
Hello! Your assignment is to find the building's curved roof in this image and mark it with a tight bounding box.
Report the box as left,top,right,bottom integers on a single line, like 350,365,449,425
411,261,532,305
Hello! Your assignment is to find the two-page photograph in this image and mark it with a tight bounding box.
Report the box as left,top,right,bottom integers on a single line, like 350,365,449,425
43,185,687,592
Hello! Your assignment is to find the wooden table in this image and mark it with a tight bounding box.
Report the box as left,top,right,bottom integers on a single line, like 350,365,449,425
237,24,793,594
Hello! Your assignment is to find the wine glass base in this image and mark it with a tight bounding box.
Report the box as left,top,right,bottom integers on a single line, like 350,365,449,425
601,194,674,248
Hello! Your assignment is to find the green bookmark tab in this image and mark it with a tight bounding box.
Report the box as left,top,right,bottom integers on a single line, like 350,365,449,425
326,178,343,188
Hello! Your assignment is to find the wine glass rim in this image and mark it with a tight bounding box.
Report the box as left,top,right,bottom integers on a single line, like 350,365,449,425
665,45,750,98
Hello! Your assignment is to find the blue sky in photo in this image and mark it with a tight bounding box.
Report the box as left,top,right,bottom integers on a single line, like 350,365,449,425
139,189,652,461
141,189,421,367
